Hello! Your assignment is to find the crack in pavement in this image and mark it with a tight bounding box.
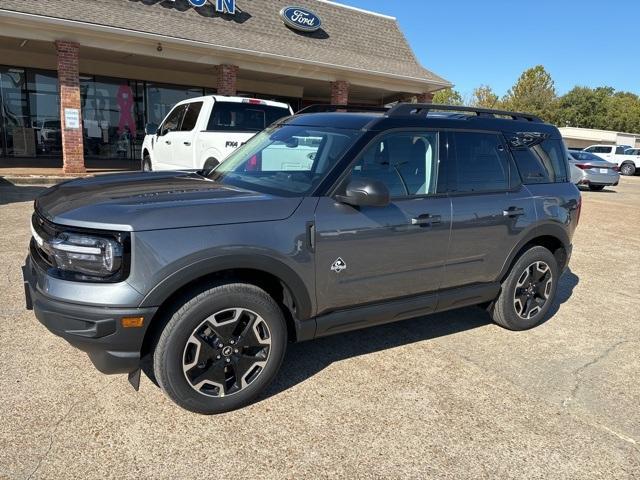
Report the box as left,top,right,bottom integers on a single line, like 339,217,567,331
562,340,635,409
25,378,118,480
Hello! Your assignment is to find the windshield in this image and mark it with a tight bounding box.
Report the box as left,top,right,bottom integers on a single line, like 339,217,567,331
208,125,363,196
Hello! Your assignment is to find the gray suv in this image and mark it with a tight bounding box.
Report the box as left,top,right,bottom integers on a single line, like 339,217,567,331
23,104,581,414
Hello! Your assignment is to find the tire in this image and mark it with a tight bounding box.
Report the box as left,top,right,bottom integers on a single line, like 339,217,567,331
142,155,152,172
619,163,636,176
588,185,605,191
153,283,287,414
203,158,219,172
491,246,559,331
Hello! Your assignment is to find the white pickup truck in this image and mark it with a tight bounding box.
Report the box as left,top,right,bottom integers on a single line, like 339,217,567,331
141,96,293,171
583,144,639,176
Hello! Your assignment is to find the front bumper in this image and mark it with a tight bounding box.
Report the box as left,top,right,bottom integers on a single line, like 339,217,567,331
23,258,157,374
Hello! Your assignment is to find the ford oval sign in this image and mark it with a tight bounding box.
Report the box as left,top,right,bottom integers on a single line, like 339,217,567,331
280,6,322,32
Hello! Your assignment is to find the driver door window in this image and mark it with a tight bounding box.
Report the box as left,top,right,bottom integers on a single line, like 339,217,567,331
350,131,442,197
160,105,187,136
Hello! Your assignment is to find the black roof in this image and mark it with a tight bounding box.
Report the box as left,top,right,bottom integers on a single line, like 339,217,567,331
287,104,560,136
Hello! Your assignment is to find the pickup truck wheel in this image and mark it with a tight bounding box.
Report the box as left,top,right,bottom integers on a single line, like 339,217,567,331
492,246,559,331
619,162,636,176
153,283,287,414
142,155,152,172
203,158,219,172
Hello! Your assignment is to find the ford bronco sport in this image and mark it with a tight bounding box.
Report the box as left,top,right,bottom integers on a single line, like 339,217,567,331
23,103,581,414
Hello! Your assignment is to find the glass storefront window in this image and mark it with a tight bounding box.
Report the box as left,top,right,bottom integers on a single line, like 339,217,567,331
80,76,143,162
28,70,61,157
0,67,30,157
145,83,205,126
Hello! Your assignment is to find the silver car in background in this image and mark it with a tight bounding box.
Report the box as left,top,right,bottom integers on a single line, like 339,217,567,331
568,150,620,191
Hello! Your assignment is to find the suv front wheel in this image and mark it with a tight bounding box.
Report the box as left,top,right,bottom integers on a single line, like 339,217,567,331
491,246,559,330
153,283,287,414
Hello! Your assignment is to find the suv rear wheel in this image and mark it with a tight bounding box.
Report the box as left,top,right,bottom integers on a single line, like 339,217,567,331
153,283,287,414
492,246,559,330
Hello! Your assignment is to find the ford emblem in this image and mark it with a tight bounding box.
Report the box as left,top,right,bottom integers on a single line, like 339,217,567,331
280,6,322,32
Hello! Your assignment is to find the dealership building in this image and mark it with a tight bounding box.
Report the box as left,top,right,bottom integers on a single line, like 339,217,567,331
0,0,449,173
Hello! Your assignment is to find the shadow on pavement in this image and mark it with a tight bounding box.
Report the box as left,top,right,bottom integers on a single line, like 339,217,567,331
264,267,579,400
0,179,49,206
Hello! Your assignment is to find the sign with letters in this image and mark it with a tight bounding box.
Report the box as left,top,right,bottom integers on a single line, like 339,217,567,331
280,6,322,32
178,0,236,14
64,108,80,129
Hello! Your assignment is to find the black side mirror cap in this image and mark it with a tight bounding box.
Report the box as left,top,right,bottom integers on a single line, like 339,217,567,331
335,177,390,208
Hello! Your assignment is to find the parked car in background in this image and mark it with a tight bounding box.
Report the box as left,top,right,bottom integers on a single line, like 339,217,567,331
568,150,620,191
141,96,293,172
583,144,639,176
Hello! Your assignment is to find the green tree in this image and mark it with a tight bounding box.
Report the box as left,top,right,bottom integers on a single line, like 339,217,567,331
470,85,499,108
555,86,613,128
432,87,464,106
502,65,557,121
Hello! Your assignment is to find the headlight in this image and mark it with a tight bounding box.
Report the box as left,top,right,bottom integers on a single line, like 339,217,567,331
47,232,123,278
31,214,129,282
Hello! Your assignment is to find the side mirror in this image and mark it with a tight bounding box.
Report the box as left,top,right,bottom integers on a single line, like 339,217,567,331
145,123,159,135
335,177,390,208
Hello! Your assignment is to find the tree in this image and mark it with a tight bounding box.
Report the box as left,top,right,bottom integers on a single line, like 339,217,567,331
470,85,499,108
502,65,557,121
555,86,613,128
432,87,464,106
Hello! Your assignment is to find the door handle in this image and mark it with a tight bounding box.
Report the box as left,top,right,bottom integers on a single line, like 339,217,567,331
411,214,442,226
165,140,172,145
183,141,191,146
503,207,525,217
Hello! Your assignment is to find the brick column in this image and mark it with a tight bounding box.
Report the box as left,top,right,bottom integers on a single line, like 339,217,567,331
330,81,350,105
216,64,239,96
56,40,85,174
416,92,434,103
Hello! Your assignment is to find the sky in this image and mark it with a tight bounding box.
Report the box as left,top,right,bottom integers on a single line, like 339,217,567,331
338,0,640,99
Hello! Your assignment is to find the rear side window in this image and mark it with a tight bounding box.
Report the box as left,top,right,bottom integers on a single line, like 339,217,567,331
448,132,510,193
179,102,203,131
207,102,290,132
593,146,613,153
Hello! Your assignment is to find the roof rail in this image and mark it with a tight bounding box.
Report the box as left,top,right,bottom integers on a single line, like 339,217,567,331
296,104,389,114
386,103,543,123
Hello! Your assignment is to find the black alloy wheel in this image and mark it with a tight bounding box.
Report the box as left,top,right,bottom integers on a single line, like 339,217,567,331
182,307,271,398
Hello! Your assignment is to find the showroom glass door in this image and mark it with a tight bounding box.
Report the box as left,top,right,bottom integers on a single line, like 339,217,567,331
0,67,30,158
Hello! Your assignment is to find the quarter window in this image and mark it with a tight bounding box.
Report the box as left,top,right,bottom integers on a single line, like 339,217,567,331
449,132,510,193
350,132,440,197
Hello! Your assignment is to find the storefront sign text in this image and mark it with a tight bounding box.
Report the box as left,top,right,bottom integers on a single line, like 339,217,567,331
181,0,236,14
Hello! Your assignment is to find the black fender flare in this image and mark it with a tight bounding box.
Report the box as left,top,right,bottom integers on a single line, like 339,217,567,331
498,223,571,281
138,254,313,322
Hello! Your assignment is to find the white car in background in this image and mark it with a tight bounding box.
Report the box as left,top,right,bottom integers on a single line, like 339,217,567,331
142,96,293,172
583,144,639,176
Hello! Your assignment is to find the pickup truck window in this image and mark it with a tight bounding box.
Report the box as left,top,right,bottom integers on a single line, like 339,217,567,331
207,102,290,132
615,146,627,155
160,105,187,136
180,102,203,131
209,125,362,196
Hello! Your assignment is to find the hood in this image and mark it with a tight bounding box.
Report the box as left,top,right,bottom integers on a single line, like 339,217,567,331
35,171,303,232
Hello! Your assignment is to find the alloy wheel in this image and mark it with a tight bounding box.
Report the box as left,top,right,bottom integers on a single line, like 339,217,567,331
182,308,271,397
513,261,553,320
